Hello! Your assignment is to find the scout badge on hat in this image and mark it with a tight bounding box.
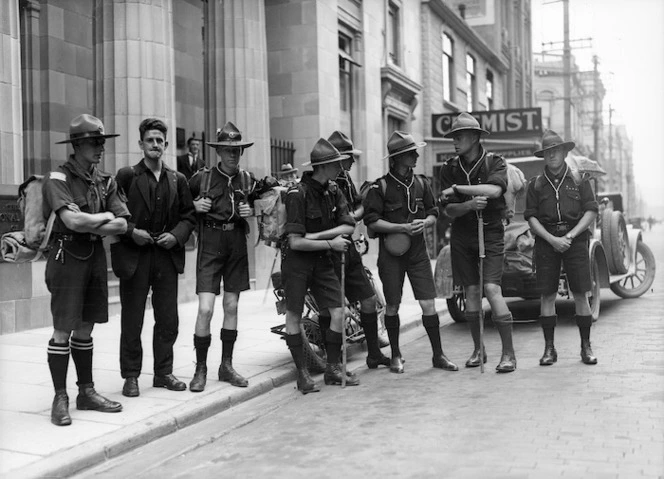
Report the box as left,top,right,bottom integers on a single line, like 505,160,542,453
207,121,254,148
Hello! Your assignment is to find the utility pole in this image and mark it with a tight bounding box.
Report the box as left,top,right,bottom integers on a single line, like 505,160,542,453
563,0,571,140
592,55,600,163
608,105,614,189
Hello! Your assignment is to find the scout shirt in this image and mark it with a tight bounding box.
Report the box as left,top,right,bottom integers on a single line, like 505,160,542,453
335,170,362,216
523,164,598,226
284,171,355,238
438,148,508,232
42,156,130,236
188,164,257,224
363,168,438,229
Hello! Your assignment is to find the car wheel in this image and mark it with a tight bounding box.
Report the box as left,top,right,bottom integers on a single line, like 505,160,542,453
301,317,326,374
588,256,601,321
610,241,656,299
446,292,467,323
601,210,629,274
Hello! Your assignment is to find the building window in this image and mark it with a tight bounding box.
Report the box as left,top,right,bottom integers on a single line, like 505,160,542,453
486,70,494,110
466,53,476,112
442,33,454,103
339,33,353,113
387,2,400,66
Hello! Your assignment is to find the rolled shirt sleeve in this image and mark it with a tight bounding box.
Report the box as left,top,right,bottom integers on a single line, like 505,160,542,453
361,181,384,226
579,179,599,214
284,187,307,236
523,177,538,222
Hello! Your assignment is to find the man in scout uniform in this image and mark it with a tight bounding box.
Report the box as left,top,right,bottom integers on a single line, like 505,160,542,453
363,131,458,374
113,118,196,397
439,112,516,373
44,114,130,426
282,138,358,393
188,122,258,391
317,130,390,370
276,163,299,187
524,130,599,366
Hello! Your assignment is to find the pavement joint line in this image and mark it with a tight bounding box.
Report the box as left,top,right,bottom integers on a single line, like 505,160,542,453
10,306,446,479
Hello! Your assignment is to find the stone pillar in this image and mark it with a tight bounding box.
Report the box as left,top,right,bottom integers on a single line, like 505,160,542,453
95,0,177,172
0,0,24,185
205,0,272,289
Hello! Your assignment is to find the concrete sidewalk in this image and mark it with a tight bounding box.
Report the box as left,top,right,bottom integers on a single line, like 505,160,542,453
0,271,451,479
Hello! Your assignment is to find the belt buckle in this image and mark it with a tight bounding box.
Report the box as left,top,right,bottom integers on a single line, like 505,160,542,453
221,223,234,231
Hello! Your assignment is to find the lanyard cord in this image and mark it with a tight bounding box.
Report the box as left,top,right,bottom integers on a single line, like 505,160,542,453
387,171,418,214
543,165,568,222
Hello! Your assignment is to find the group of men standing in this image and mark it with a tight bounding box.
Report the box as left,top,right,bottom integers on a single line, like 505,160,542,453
42,111,599,425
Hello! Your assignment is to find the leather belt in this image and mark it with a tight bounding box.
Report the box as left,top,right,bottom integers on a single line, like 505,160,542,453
202,220,237,231
53,232,101,242
543,222,573,234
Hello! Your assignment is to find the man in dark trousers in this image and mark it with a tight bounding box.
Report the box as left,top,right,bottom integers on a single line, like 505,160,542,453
177,136,205,180
112,118,196,397
439,112,516,373
44,114,130,426
524,129,599,366
364,131,458,374
282,138,358,393
187,122,258,392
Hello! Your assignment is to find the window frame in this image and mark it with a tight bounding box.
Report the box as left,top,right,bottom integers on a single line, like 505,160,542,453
442,33,454,103
466,53,476,112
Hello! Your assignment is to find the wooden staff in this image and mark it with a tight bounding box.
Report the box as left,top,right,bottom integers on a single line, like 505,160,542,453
341,247,347,387
478,210,485,374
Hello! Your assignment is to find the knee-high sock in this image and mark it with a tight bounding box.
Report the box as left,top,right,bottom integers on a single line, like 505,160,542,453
576,315,593,343
286,333,305,370
70,337,93,386
360,311,382,357
194,334,211,364
540,315,557,342
48,340,70,391
422,314,443,356
493,313,515,356
384,314,401,358
465,311,481,350
325,330,342,364
220,329,237,360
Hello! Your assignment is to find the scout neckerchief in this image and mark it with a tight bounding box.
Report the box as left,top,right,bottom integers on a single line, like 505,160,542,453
458,148,486,220
65,157,102,213
215,165,253,221
543,164,569,223
387,168,418,215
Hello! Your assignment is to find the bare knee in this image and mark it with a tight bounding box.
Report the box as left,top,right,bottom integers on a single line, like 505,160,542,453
419,299,436,316
386,304,400,316
359,296,376,313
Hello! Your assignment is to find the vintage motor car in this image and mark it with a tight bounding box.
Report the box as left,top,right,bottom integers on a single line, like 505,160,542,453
435,155,656,322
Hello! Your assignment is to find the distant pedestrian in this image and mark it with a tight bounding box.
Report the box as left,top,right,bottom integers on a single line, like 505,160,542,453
282,138,357,393
439,112,516,373
364,131,458,374
112,118,196,398
177,136,205,180
187,122,258,392
524,129,599,366
44,114,130,426
276,163,299,187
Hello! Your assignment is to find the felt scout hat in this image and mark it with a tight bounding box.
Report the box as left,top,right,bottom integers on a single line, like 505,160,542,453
534,129,576,157
443,112,490,138
207,121,254,148
328,130,362,156
302,138,349,166
276,163,299,176
383,131,426,160
56,114,119,144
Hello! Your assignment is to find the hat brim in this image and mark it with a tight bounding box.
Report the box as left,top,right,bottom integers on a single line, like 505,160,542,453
340,148,362,157
443,127,490,139
383,141,426,160
534,141,576,157
277,168,299,176
207,141,254,148
302,153,350,167
56,133,120,144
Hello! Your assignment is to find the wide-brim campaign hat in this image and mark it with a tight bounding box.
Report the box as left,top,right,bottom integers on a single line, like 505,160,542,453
328,130,362,156
55,114,120,144
383,131,426,160
302,138,350,166
207,121,254,148
443,112,490,138
534,129,576,157
276,163,299,176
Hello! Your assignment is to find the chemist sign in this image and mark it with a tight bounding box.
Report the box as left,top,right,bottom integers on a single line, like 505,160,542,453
432,107,542,139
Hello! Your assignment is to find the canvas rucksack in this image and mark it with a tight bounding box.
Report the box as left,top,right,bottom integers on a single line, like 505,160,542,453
0,175,56,263
254,185,288,248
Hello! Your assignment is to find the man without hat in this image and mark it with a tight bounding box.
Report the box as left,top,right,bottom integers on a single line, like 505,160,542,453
112,118,196,398
177,136,205,180
44,114,130,425
313,131,391,371
281,138,359,393
363,131,458,374
187,121,259,391
524,129,599,366
439,112,516,373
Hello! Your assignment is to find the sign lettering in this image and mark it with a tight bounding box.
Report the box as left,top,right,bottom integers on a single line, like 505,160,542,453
432,107,542,139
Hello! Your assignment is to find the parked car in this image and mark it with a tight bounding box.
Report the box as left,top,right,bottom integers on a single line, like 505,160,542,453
435,156,656,322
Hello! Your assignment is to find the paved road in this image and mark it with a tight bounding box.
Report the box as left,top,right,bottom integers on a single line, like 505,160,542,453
74,227,664,479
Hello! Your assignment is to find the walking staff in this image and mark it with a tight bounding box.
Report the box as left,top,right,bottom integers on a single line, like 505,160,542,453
340,249,347,387
477,210,485,374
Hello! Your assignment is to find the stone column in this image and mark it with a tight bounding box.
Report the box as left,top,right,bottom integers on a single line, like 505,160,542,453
205,0,272,289
0,0,24,185
95,0,177,172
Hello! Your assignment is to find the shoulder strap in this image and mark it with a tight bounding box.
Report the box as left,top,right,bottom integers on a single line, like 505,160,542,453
201,167,212,198
39,211,57,252
379,178,387,196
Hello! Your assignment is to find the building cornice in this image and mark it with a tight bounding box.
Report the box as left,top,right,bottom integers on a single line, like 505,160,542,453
422,0,508,73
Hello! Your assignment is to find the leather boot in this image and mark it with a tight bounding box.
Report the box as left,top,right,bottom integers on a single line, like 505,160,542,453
465,348,487,368
218,358,248,387
189,362,207,392
51,390,72,426
324,363,360,386
76,383,122,413
581,340,598,365
390,355,405,374
432,354,459,371
465,311,486,367
540,341,557,366
286,334,319,395
494,314,517,373
362,312,390,369
296,368,320,394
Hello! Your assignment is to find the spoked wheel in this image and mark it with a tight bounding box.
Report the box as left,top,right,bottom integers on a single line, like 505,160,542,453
588,257,601,321
610,241,656,299
300,317,326,374
446,290,467,323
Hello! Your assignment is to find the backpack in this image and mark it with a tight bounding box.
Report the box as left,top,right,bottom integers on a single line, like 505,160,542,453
254,186,288,248
0,175,56,263
364,175,426,239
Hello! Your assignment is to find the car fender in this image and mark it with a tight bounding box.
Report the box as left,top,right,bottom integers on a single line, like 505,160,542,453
434,245,454,298
589,238,610,288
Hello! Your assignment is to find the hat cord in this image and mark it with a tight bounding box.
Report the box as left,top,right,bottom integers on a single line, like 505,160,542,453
387,172,418,215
